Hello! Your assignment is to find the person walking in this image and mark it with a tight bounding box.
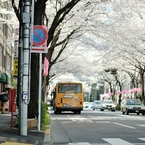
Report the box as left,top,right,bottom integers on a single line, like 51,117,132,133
0,89,9,114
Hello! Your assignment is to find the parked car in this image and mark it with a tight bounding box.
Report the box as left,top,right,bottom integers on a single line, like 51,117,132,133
92,100,101,110
121,99,145,115
100,100,116,111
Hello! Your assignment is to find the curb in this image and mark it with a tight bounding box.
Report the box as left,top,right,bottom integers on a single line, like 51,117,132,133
43,126,50,145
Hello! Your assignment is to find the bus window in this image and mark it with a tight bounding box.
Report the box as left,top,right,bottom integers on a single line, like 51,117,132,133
58,84,81,93
58,85,63,93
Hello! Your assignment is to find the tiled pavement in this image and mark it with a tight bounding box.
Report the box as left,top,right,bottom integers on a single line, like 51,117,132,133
0,112,44,145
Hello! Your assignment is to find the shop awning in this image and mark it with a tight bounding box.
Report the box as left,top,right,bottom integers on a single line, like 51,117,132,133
0,73,9,84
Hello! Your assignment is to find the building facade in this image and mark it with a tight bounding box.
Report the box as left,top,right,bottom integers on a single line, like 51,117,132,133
0,1,15,92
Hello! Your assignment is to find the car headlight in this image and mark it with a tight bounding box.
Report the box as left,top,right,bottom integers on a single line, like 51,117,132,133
112,104,115,107
102,105,106,107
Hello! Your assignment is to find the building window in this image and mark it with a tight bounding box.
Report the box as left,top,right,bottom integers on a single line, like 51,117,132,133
6,53,11,72
3,24,8,38
0,14,3,31
0,44,2,66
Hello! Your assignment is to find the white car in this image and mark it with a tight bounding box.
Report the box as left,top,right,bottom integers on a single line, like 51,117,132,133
92,100,101,110
83,102,94,109
121,99,145,115
100,100,116,111
83,102,89,108
88,102,94,109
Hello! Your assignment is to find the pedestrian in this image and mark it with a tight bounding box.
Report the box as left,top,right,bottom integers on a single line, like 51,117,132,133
0,89,9,114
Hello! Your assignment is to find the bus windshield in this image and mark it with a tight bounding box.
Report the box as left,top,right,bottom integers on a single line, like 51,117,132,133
58,84,82,93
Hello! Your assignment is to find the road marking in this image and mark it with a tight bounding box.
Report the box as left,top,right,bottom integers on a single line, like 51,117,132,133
138,138,145,141
112,122,136,129
68,142,90,145
103,138,134,145
95,121,111,123
61,121,73,124
71,118,94,123
136,124,145,127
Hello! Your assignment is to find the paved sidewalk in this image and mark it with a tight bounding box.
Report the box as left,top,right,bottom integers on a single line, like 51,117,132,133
44,120,70,145
0,111,48,145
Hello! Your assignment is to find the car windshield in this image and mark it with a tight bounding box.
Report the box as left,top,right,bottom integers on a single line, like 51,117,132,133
102,100,113,104
127,99,142,105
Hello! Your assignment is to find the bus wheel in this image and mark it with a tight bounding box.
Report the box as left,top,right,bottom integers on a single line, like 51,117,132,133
78,111,81,114
54,110,59,114
74,111,77,114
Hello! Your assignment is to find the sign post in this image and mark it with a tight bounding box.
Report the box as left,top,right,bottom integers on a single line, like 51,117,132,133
32,25,48,131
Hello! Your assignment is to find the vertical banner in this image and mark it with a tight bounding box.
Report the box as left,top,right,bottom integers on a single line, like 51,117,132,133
9,88,17,129
43,57,49,76
9,89,17,112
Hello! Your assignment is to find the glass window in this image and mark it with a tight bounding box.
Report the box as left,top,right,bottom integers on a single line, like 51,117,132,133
127,99,141,105
0,44,2,66
58,84,82,93
0,14,3,31
6,53,11,72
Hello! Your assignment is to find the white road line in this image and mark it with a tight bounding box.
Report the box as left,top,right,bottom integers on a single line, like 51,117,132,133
95,121,111,123
61,121,73,124
68,142,90,145
103,138,134,145
112,122,136,129
138,138,145,141
136,124,145,127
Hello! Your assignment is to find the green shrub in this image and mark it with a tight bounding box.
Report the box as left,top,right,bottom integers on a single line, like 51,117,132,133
14,117,18,126
116,104,121,110
41,102,51,130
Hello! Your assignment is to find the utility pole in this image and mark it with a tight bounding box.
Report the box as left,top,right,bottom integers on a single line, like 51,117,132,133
19,0,32,136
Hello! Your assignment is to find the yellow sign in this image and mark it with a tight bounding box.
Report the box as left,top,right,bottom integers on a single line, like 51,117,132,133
13,59,18,76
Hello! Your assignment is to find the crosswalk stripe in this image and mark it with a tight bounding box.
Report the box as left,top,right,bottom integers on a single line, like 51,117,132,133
50,138,145,145
68,142,90,145
102,138,133,145
138,138,145,141
136,124,145,127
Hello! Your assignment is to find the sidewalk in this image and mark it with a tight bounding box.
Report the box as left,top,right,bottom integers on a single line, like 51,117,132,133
0,111,49,145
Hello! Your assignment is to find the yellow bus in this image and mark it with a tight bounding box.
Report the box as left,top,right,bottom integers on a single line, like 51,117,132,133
52,82,84,114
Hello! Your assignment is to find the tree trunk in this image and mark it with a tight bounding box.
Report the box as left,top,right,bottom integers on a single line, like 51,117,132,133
28,0,46,118
28,53,39,118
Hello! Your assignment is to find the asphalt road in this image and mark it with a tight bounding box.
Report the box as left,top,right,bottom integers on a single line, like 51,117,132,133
49,109,145,145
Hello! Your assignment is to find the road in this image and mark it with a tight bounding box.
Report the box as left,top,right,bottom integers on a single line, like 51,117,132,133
49,109,145,145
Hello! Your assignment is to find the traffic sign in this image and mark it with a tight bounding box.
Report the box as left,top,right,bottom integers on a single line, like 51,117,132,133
13,59,18,76
33,25,48,46
31,46,48,53
23,92,28,99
